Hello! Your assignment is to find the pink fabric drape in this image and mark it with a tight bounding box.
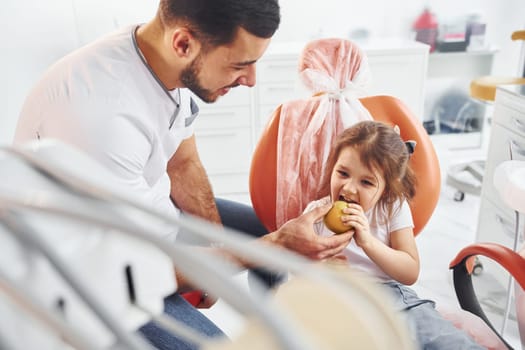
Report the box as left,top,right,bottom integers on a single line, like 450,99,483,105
273,38,373,228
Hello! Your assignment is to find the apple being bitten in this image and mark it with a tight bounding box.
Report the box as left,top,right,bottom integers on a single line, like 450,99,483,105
324,200,352,234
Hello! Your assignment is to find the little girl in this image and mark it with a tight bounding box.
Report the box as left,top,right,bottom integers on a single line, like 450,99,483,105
304,120,483,349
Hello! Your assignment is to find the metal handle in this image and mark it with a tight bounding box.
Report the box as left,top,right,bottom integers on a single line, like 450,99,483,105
196,130,237,138
513,117,525,134
265,86,293,92
496,214,524,242
200,111,237,118
509,139,525,158
265,63,296,70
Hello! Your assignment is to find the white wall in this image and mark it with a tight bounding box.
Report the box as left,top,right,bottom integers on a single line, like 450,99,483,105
2,0,524,144
2,0,157,145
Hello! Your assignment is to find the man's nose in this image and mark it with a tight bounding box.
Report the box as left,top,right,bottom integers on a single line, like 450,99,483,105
237,65,256,87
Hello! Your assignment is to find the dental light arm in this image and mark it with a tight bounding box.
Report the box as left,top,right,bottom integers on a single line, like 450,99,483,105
0,140,415,350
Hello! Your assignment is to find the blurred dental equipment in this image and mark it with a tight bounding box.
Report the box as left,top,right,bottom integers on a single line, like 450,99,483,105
0,139,415,350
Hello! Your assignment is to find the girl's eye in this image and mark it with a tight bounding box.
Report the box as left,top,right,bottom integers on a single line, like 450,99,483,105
362,179,374,186
337,170,348,177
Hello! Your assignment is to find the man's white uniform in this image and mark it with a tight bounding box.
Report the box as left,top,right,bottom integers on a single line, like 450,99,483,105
14,25,199,241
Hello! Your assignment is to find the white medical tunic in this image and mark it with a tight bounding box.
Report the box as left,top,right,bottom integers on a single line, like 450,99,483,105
14,25,198,241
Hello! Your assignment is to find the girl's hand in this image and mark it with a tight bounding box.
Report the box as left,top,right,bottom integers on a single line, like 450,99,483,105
343,203,372,248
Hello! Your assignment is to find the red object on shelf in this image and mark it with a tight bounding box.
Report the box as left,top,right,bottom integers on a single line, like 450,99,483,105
413,8,438,52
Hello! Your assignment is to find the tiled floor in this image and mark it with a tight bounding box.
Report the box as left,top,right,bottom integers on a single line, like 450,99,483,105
202,129,523,348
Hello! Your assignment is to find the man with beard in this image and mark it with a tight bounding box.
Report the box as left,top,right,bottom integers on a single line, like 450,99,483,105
13,1,354,348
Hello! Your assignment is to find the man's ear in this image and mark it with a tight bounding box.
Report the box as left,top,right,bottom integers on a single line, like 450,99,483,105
171,28,201,60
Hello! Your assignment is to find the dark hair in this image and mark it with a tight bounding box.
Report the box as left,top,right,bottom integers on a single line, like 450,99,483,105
318,120,417,218
159,0,280,47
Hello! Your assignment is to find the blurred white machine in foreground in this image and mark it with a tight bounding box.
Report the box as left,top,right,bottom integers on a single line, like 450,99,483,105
0,139,415,350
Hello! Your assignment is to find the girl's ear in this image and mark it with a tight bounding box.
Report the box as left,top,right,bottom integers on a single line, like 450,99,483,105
393,125,400,134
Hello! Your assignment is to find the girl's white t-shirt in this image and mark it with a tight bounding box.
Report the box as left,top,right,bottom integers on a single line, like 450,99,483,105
305,196,414,281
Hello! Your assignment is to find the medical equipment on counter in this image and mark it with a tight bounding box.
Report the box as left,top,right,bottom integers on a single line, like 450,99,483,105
447,30,525,202
0,139,415,350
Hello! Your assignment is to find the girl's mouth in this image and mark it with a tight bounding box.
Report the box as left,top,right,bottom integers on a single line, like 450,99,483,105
339,195,357,205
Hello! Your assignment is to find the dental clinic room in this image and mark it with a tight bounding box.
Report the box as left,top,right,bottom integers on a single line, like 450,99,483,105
2,0,525,349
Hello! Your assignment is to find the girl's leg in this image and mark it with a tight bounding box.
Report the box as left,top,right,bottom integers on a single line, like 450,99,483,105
383,282,484,350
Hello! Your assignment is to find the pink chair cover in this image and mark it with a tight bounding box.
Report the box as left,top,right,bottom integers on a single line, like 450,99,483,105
273,38,372,228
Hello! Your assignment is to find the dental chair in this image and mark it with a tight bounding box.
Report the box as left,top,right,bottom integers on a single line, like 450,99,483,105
449,160,525,349
250,95,440,236
249,38,441,235
0,139,415,350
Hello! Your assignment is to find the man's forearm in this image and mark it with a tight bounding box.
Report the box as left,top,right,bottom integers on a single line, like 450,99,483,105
169,158,222,224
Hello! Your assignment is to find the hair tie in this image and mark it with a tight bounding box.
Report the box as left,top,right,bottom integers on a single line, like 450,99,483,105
405,140,416,156
393,125,416,156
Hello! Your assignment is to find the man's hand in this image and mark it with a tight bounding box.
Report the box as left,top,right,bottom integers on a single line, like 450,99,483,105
263,203,354,260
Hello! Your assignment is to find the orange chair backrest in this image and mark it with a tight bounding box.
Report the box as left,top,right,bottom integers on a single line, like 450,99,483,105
249,95,441,236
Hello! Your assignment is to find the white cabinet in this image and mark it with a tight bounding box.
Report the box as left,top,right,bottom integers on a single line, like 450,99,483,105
477,85,525,244
427,50,496,80
257,39,429,122
194,39,429,200
363,39,428,119
476,85,525,288
193,86,255,198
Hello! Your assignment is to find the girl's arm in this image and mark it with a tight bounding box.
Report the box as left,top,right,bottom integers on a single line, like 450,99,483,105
359,228,420,285
345,203,419,285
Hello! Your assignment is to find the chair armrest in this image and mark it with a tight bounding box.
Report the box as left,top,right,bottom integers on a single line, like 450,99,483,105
449,242,525,348
450,243,525,289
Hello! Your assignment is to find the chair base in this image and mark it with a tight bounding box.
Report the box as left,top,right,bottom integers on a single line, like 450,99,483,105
446,160,485,201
